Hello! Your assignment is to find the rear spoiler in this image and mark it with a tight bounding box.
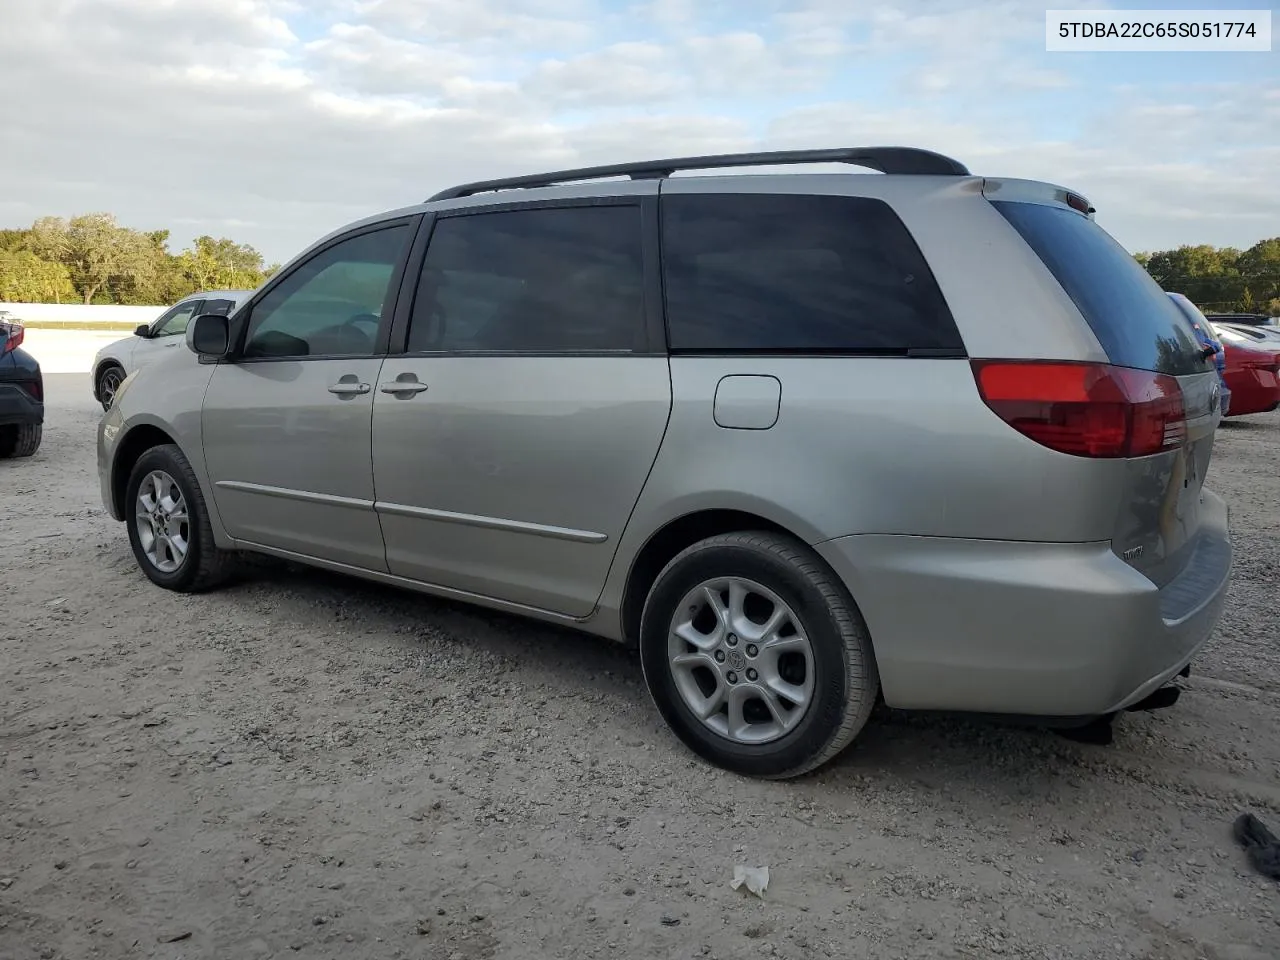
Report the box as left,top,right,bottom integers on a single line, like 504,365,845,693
981,178,1096,219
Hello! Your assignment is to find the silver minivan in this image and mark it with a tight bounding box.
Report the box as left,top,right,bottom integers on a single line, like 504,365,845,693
97,147,1232,778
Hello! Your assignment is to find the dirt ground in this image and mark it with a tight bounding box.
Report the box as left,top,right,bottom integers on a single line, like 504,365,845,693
3,375,1279,960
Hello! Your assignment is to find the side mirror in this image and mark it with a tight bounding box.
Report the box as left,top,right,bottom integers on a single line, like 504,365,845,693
134,324,152,338
187,314,231,358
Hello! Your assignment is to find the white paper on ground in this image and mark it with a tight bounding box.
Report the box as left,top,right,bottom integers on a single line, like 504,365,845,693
731,864,769,898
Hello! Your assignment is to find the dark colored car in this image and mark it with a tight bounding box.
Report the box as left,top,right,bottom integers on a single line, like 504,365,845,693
0,315,43,458
1167,292,1230,415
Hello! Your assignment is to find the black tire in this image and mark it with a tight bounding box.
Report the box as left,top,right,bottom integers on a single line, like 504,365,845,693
124,443,235,592
0,423,42,459
97,364,126,411
639,531,879,779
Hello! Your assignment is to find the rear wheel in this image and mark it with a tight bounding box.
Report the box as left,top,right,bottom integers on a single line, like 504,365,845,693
97,364,125,410
639,531,879,779
0,423,42,459
125,443,235,592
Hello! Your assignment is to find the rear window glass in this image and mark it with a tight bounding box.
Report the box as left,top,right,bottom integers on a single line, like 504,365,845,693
661,193,964,355
992,201,1204,375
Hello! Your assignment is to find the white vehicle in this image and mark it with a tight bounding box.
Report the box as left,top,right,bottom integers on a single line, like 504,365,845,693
92,290,251,410
1212,322,1280,347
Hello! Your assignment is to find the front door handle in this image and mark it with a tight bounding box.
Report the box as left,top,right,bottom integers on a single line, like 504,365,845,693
380,373,429,397
328,375,371,396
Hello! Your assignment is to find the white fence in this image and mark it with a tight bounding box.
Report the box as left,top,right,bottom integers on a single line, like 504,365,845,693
22,329,127,374
1,302,166,326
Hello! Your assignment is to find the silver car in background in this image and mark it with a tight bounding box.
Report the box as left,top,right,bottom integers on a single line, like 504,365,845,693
96,147,1232,778
91,290,251,409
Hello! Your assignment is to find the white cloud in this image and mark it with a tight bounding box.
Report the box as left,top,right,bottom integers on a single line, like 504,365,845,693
357,0,597,46
304,23,480,98
524,42,685,106
522,30,829,107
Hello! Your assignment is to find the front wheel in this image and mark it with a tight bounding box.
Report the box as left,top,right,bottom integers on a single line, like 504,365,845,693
639,531,879,779
97,364,125,411
125,443,234,592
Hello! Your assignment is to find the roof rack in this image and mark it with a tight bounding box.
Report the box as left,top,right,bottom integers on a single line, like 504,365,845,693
426,146,970,202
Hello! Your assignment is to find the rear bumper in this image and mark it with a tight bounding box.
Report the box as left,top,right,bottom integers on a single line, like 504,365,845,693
815,489,1232,717
0,381,43,427
1224,366,1280,417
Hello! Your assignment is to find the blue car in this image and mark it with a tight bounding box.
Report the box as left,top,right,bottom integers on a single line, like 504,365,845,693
1167,292,1230,416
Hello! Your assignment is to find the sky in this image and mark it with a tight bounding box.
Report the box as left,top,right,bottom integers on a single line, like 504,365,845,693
0,0,1276,264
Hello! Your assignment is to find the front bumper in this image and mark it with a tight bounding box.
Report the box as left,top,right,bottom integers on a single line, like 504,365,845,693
97,405,125,520
815,489,1232,718
0,381,43,427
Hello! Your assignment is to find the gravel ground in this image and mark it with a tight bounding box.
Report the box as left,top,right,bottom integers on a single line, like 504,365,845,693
3,375,1279,960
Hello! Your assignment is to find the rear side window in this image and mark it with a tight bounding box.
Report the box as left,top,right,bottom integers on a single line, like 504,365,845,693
660,193,963,354
992,201,1204,375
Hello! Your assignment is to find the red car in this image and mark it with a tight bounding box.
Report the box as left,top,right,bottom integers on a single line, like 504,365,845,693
1214,326,1280,417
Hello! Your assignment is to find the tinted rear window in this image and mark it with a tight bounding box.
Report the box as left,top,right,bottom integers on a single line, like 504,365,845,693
661,193,964,354
992,201,1204,375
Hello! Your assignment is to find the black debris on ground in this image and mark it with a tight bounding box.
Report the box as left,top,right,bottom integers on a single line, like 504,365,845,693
1233,813,1280,881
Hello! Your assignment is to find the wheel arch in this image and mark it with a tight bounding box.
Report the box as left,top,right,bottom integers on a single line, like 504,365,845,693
619,508,811,648
110,423,181,519
93,356,127,401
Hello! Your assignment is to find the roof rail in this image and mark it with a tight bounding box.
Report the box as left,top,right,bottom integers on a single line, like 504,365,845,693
426,146,970,202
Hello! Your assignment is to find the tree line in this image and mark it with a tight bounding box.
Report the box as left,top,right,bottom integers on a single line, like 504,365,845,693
0,213,279,306
1136,238,1280,315
1,211,1277,315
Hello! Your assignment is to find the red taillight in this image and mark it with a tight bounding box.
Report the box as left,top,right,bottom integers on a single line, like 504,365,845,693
20,380,41,402
0,321,23,354
972,360,1187,458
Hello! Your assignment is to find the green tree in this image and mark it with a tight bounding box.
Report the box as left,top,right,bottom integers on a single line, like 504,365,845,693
178,235,267,291
30,213,158,304
1236,238,1280,309
0,228,33,253
1141,244,1241,306
0,250,77,302
1135,238,1280,313
1,213,273,305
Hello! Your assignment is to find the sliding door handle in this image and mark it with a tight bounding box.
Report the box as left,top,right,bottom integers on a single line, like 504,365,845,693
380,373,429,397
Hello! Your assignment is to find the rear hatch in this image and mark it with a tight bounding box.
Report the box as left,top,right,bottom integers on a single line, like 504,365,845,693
986,195,1221,589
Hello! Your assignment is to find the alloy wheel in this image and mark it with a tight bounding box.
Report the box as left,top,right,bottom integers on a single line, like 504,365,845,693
666,576,816,745
134,470,190,573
